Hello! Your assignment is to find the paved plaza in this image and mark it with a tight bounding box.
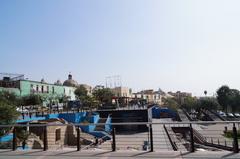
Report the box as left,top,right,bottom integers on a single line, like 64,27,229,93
0,150,240,159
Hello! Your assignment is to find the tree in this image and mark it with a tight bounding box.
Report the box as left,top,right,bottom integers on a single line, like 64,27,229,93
0,97,19,136
228,89,240,113
204,90,207,96
22,94,42,106
162,97,179,111
74,86,99,111
199,97,220,110
216,85,231,113
74,85,88,100
0,91,21,106
92,88,114,107
82,95,99,111
182,96,199,111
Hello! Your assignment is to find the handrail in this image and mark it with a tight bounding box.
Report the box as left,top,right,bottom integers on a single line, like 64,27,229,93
81,134,110,150
181,108,193,121
163,125,178,151
3,120,240,127
192,128,233,151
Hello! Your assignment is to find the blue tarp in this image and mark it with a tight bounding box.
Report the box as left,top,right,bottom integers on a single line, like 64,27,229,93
17,117,46,123
0,133,13,142
152,106,177,118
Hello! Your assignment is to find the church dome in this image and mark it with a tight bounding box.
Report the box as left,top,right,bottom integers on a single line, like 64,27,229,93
54,80,62,85
41,78,47,84
63,74,78,87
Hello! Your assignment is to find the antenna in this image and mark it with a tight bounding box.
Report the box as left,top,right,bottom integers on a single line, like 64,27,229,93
105,75,122,88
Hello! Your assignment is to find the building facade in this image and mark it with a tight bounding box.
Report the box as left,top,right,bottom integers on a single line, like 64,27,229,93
133,89,163,105
168,91,192,105
111,87,132,98
0,73,77,105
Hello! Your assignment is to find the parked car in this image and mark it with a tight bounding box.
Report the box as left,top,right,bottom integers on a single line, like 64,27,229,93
218,111,227,117
234,113,240,117
227,113,234,118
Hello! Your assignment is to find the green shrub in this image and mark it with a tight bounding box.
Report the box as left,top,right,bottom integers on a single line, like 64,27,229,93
223,130,240,139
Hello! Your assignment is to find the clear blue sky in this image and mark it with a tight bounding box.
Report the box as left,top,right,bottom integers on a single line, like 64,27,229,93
1,0,240,96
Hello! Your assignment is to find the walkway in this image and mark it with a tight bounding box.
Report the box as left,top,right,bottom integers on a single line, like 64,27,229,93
0,149,239,159
177,109,190,122
152,119,172,151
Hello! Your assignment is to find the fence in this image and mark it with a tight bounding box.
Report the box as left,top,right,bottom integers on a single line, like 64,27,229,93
0,121,239,153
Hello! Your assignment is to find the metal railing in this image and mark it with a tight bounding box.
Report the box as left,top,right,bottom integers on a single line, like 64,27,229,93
0,121,239,153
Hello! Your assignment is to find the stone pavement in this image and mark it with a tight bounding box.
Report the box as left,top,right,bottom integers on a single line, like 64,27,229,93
0,150,240,159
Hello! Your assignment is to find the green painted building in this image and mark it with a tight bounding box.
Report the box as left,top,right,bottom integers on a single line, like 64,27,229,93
0,73,76,105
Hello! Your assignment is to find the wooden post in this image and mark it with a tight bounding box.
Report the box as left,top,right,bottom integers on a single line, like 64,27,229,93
190,124,195,152
12,127,16,151
43,125,48,151
77,126,81,151
112,128,116,151
233,123,239,153
150,124,153,152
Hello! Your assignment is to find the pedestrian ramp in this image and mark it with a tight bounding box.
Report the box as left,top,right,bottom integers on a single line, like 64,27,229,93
152,119,172,151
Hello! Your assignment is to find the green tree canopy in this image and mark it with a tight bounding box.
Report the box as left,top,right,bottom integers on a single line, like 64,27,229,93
82,95,99,111
162,97,179,111
0,91,21,106
228,89,240,113
199,97,220,110
92,88,114,106
74,86,99,111
22,94,42,106
0,92,19,136
217,85,232,112
182,96,198,111
74,85,88,100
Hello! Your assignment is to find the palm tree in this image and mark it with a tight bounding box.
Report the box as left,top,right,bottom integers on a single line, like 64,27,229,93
204,90,207,96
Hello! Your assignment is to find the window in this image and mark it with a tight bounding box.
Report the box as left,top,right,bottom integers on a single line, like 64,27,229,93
55,129,61,142
41,85,44,93
64,88,65,94
52,86,55,93
47,86,49,93
36,85,39,92
30,84,34,93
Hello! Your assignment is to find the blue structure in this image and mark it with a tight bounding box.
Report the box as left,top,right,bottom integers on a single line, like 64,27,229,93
17,117,46,123
105,115,112,132
151,106,177,119
16,112,112,140
1,112,112,149
0,133,13,142
46,112,87,123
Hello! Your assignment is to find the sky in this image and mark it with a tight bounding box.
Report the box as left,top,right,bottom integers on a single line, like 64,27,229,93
1,0,240,96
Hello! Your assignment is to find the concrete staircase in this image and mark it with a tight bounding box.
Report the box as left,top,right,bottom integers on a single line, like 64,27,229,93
152,119,172,151
177,109,190,122
165,126,187,151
